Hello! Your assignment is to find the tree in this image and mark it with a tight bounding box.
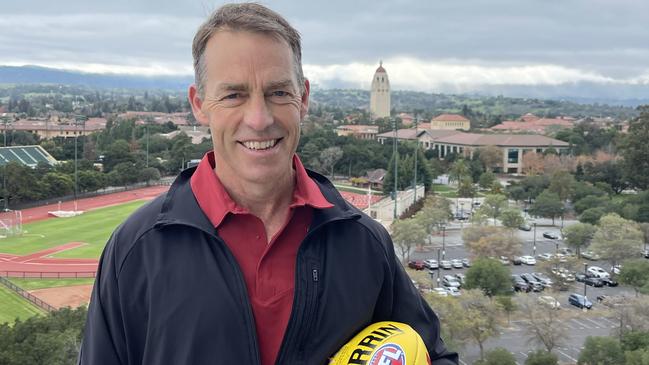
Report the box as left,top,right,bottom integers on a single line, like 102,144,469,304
457,177,476,198
562,222,596,258
548,170,575,202
462,226,522,259
495,295,516,325
529,190,564,225
525,350,558,365
500,208,525,231
578,336,624,365
522,152,545,175
591,213,643,268
478,171,496,190
521,297,568,352
464,258,512,297
474,348,516,365
139,167,161,185
461,289,504,360
390,217,427,262
477,145,502,172
618,260,649,296
620,106,649,190
415,196,452,234
626,348,649,365
319,146,343,179
579,207,605,225
41,172,74,197
477,194,508,225
448,159,470,186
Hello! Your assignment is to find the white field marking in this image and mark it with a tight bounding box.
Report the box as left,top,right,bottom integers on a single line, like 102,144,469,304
9,261,97,266
459,359,468,365
557,349,578,363
570,318,591,329
583,317,604,328
600,317,618,326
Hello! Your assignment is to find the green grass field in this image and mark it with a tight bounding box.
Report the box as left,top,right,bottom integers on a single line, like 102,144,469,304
8,278,95,290
0,200,147,259
0,285,44,325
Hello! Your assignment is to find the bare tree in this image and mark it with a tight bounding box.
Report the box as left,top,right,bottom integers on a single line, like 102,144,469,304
390,217,427,263
520,296,569,352
319,146,343,179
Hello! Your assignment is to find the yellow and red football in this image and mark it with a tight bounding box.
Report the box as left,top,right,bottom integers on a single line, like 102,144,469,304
329,321,431,365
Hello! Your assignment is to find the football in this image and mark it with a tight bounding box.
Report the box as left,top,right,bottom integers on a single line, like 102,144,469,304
329,321,431,365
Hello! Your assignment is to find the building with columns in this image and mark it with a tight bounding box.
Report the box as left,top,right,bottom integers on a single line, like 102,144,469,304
370,61,390,119
430,113,471,130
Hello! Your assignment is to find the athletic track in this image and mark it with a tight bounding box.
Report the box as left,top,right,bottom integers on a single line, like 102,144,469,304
0,185,169,278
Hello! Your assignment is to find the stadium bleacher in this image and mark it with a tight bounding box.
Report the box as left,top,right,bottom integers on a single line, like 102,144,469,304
0,145,57,168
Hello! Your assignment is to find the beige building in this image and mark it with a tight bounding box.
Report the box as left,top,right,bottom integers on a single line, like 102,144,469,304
6,118,106,139
430,114,471,130
370,62,390,119
335,125,379,140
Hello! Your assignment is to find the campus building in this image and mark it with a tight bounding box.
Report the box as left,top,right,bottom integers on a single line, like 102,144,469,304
369,61,390,119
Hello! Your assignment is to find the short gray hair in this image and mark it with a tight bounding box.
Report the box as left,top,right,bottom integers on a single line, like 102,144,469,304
192,3,304,97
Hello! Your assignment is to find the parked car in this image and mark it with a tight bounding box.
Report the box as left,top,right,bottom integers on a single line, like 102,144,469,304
451,259,464,269
454,213,469,221
424,259,439,270
519,224,532,231
568,293,593,309
538,295,561,309
537,253,554,261
581,251,601,261
610,265,622,275
440,260,453,270
442,275,461,288
551,267,576,282
432,287,448,297
558,247,574,256
543,232,559,240
512,275,531,292
511,256,523,265
461,258,471,267
555,253,568,263
521,273,544,292
532,272,553,288
499,256,511,265
445,287,461,297
601,277,619,287
587,266,610,279
520,255,537,265
454,273,466,285
407,260,425,270
584,276,604,287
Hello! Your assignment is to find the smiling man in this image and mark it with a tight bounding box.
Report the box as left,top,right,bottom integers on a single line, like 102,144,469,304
79,3,457,365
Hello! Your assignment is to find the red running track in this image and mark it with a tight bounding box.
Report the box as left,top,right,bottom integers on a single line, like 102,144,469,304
0,185,170,278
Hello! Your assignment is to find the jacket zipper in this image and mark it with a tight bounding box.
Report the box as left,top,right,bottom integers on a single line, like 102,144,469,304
274,216,357,364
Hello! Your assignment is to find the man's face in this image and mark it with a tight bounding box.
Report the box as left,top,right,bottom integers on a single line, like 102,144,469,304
189,30,309,186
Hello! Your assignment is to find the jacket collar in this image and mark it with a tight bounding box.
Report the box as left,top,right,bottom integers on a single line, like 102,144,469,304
155,165,360,236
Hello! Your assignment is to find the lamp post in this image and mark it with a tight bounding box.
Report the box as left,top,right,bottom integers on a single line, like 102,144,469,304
583,262,589,311
2,117,7,211
413,115,418,204
393,118,398,220
436,248,441,287
533,222,537,256
442,225,446,260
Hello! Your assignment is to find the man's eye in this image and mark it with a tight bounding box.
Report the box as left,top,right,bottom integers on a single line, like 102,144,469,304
222,93,241,100
272,91,289,97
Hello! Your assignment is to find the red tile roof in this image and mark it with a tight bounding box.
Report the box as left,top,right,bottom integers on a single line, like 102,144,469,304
435,133,569,147
432,114,470,122
339,191,383,210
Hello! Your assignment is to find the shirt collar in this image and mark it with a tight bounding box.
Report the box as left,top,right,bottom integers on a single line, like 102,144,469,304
190,151,333,228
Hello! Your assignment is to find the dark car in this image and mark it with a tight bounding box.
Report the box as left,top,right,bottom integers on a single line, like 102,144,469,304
512,275,530,292
569,293,593,309
519,224,532,231
521,273,544,292
542,232,559,240
584,276,604,287
407,260,425,270
601,277,619,287
511,256,523,265
532,272,553,288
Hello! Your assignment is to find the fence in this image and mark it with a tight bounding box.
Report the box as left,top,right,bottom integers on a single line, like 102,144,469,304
0,271,96,279
0,275,56,312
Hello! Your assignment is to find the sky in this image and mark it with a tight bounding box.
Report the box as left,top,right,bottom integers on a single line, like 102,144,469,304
2,0,649,97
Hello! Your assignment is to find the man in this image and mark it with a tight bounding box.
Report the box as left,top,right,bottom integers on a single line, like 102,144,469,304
80,3,458,364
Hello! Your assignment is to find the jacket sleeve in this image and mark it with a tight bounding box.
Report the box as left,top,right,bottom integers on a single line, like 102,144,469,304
375,231,459,365
78,234,128,365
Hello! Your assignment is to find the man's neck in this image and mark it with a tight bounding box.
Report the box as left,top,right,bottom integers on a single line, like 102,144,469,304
215,167,296,240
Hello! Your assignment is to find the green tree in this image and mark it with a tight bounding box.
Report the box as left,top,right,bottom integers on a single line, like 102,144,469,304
457,177,477,198
41,172,74,197
478,194,508,225
626,349,649,365
620,106,649,190
580,207,605,225
548,170,575,202
478,171,496,190
390,218,427,263
500,208,525,231
474,348,516,365
591,213,643,268
465,258,512,297
415,196,452,234
448,159,470,186
618,260,649,296
529,190,564,225
139,167,161,185
562,222,596,258
462,226,522,259
525,350,558,365
461,289,504,361
578,336,624,365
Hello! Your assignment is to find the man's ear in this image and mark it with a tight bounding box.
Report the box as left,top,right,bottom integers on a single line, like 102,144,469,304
188,84,209,125
299,79,310,120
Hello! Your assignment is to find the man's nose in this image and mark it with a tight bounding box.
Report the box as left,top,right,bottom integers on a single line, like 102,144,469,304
243,94,274,131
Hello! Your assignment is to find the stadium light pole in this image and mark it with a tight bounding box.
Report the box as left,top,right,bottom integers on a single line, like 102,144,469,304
442,225,446,260
583,262,588,311
413,115,418,204
146,125,149,168
533,222,537,256
2,117,8,211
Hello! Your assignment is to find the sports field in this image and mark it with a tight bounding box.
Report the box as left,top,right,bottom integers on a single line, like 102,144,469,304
0,200,147,259
0,285,44,324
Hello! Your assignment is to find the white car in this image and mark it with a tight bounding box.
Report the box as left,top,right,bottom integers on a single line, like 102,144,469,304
536,253,554,261
445,287,461,297
424,259,439,270
611,265,622,275
587,266,610,279
432,288,448,297
538,295,561,309
440,260,453,270
520,255,537,265
450,259,463,269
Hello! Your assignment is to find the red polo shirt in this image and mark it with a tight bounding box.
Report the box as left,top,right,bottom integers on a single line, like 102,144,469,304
190,151,332,365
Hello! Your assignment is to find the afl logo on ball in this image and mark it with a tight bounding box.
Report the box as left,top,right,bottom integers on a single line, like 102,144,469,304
368,344,406,365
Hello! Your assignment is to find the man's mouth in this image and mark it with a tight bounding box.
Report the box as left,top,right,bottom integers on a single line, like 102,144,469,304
239,138,281,151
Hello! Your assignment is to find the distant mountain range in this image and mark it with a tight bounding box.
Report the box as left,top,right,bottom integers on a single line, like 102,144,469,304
1,65,648,107
0,65,192,91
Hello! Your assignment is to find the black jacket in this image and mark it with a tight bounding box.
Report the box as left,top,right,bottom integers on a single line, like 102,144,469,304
79,167,458,364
